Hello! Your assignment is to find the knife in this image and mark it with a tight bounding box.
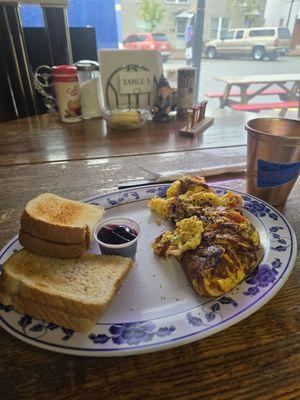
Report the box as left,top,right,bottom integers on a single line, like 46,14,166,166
118,163,246,189
118,180,174,189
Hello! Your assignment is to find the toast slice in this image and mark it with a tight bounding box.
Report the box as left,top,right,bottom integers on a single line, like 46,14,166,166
19,230,86,259
0,249,132,332
21,193,105,246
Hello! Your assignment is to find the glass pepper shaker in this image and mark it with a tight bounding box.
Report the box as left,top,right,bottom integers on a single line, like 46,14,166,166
74,60,104,119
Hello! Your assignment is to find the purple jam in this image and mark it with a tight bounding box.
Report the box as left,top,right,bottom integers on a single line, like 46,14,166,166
97,224,138,245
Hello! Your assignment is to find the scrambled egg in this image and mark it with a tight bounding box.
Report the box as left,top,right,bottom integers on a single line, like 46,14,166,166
220,191,243,208
148,190,243,221
148,196,170,219
152,216,204,257
166,175,211,198
180,192,222,207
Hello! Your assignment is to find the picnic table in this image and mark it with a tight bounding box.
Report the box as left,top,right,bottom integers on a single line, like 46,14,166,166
209,73,300,117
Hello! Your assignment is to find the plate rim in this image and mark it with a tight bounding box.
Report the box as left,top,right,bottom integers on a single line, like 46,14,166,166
0,184,297,357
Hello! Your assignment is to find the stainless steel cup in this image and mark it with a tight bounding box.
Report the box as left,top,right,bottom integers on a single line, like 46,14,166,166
245,118,300,206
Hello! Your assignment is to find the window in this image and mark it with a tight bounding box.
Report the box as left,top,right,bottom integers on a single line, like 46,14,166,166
278,28,291,39
176,17,188,39
124,35,137,43
152,33,167,41
128,0,297,119
210,17,219,39
136,34,147,42
220,18,229,37
209,17,229,39
20,0,298,121
222,30,234,40
249,29,275,37
236,30,244,39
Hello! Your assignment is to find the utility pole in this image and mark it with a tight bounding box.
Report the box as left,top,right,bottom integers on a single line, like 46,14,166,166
192,0,206,103
286,0,295,28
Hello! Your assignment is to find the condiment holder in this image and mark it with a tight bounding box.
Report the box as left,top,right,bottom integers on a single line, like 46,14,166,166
179,101,214,137
94,217,141,261
75,60,104,119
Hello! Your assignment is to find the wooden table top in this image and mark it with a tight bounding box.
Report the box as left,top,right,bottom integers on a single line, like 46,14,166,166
0,111,299,400
0,109,250,166
216,73,300,85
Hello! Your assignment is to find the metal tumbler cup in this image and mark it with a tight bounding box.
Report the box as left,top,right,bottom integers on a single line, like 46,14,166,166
246,118,300,206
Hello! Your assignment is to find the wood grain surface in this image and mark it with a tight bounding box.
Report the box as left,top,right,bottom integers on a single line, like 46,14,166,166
0,114,299,400
0,109,250,166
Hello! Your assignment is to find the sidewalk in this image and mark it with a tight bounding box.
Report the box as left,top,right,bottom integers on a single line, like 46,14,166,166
289,46,300,56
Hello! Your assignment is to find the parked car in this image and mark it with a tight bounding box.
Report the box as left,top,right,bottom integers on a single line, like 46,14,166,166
204,27,291,61
122,32,172,62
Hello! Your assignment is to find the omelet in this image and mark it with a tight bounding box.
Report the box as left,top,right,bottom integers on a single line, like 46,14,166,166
147,196,170,219
166,175,212,198
181,210,260,296
148,188,243,224
149,175,261,297
152,216,204,257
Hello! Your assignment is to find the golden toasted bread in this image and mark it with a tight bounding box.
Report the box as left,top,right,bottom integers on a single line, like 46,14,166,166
19,230,86,259
20,193,105,246
0,250,132,332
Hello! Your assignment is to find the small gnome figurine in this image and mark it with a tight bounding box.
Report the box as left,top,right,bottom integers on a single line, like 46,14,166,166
153,74,173,122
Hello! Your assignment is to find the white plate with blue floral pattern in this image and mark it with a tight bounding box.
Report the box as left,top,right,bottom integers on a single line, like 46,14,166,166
0,185,297,356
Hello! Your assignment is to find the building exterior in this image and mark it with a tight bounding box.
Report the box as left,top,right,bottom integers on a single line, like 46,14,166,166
121,0,230,50
264,0,300,48
120,0,267,55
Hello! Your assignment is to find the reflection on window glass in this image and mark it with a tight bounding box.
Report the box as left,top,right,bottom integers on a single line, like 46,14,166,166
19,0,300,119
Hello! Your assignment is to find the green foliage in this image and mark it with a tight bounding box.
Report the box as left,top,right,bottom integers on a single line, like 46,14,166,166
227,0,263,24
138,0,165,31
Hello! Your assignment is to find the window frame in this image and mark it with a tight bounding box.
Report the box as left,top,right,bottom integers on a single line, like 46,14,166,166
176,17,188,39
209,16,230,39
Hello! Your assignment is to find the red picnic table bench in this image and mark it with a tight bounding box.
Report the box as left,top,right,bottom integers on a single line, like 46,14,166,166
230,101,299,112
211,74,300,117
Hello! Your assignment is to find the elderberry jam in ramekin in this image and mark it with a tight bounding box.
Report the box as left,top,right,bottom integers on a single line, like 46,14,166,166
94,217,141,261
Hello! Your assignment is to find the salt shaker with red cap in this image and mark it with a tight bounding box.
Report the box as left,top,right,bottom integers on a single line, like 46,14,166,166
52,65,82,123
